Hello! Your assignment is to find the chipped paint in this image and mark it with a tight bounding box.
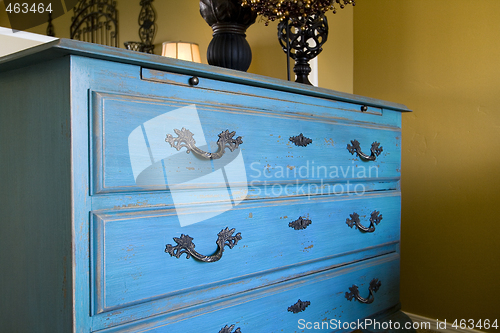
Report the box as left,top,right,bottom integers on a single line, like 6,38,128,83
303,244,314,252
113,201,149,209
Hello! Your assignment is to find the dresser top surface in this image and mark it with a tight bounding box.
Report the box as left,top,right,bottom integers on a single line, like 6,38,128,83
0,38,410,112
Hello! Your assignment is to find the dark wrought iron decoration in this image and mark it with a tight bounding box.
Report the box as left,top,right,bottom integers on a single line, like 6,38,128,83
346,211,382,233
288,299,311,313
289,133,312,147
289,216,312,230
165,227,242,263
166,128,243,160
70,0,118,47
124,0,157,53
200,0,257,71
240,0,354,84
345,278,381,304
347,139,383,161
219,325,241,333
46,13,55,37
278,13,328,85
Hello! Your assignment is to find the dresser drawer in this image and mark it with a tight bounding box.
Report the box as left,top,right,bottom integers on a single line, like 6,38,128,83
98,253,400,332
91,90,401,195
90,193,400,325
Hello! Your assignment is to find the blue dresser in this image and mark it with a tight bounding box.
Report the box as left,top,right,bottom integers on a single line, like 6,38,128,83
0,39,412,332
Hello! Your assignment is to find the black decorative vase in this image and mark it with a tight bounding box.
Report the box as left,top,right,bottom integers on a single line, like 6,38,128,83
200,0,257,71
278,14,329,85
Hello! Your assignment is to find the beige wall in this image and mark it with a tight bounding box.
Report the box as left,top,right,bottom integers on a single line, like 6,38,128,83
0,0,352,93
354,0,500,328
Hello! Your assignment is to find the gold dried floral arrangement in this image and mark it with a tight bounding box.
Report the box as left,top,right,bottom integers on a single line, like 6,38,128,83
240,0,355,25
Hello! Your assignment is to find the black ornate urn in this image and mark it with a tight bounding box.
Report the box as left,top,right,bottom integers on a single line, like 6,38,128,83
200,0,257,71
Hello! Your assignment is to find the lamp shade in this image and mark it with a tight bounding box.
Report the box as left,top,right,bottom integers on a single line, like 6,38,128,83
162,42,201,63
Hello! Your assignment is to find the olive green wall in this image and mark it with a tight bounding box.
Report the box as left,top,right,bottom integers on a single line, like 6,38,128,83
10,0,499,327
0,0,352,93
353,1,500,329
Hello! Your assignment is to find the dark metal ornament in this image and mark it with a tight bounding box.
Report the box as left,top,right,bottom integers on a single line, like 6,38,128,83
124,0,157,53
288,299,311,313
289,133,312,147
289,216,312,230
188,76,200,86
200,0,257,71
347,139,383,161
219,325,241,333
278,13,328,85
46,13,55,37
165,128,243,160
346,211,383,233
345,278,382,304
70,0,118,47
165,227,242,262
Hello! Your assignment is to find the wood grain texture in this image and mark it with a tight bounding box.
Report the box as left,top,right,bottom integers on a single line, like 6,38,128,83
88,193,401,328
0,57,73,332
69,55,94,333
90,87,402,195
95,254,401,333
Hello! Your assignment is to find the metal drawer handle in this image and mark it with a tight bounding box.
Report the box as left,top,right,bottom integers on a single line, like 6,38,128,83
289,216,312,230
165,227,241,262
345,278,381,304
347,139,383,161
289,133,312,147
219,325,241,333
346,211,382,233
165,128,243,159
288,299,311,313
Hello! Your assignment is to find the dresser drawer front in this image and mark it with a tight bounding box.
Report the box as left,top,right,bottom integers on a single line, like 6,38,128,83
98,253,400,333
91,91,401,195
91,193,400,318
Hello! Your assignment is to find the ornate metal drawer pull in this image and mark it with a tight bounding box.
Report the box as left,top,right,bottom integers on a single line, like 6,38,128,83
347,139,383,161
346,211,382,233
219,324,241,333
165,227,241,263
289,133,312,147
345,278,381,304
289,216,312,230
165,128,243,160
288,299,311,313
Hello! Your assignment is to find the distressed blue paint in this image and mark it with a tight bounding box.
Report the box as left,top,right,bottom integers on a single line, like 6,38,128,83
0,39,411,113
0,40,411,332
90,89,402,195
97,254,401,333
91,194,400,318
